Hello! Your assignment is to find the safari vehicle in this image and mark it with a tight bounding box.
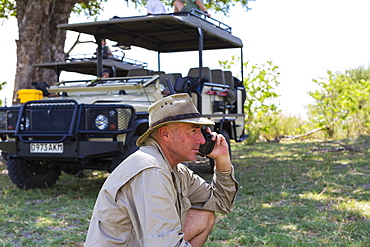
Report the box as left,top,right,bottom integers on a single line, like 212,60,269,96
0,11,247,189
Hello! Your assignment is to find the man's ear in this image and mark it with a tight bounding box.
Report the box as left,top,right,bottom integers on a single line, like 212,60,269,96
157,126,171,142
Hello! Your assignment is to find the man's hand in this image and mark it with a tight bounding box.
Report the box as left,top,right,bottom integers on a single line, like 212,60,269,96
204,127,232,173
195,0,211,18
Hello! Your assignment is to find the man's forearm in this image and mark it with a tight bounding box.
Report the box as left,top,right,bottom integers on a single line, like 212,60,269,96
214,155,232,173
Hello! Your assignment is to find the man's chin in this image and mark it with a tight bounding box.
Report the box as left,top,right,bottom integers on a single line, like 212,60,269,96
186,154,198,162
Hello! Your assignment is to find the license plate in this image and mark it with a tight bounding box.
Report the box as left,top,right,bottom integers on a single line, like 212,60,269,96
30,143,63,153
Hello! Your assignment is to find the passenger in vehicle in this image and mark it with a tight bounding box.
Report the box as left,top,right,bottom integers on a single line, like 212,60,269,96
173,0,185,12
102,69,110,78
147,0,166,15
173,0,211,17
95,39,113,59
85,93,238,247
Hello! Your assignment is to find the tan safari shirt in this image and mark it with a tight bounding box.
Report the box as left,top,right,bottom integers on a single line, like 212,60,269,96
85,138,238,246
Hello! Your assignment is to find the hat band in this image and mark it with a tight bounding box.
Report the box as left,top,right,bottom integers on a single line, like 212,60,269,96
150,113,201,129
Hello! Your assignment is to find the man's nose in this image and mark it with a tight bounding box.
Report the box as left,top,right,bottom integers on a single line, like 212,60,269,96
197,130,206,144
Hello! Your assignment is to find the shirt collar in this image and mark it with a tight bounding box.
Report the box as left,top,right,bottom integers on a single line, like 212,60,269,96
145,137,175,171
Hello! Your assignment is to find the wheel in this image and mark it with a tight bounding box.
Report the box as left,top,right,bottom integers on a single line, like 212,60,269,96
110,136,140,172
209,130,231,170
7,158,61,190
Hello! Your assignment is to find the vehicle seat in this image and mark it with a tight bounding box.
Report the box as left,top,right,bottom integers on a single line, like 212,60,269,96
224,71,234,89
187,67,212,83
211,69,225,85
224,71,236,105
168,73,182,81
174,77,191,93
155,71,175,94
32,81,50,96
127,69,154,76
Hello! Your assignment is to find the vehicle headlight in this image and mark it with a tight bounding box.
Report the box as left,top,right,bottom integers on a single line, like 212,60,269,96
20,116,30,131
95,114,109,130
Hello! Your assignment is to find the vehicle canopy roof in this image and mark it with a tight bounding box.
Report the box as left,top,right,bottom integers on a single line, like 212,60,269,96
33,59,144,77
58,13,243,52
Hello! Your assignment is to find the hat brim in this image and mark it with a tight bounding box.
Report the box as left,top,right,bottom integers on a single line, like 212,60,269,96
136,117,215,146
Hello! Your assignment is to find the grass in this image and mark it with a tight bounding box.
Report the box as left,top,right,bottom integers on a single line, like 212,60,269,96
206,136,370,247
1,136,370,246
0,169,107,247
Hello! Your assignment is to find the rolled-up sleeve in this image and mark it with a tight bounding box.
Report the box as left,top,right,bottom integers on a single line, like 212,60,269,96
180,165,238,214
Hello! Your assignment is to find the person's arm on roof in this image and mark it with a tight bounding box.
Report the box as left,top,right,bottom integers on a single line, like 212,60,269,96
194,0,211,17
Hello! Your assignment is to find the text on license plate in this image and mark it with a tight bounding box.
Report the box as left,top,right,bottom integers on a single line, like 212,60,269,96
30,143,63,153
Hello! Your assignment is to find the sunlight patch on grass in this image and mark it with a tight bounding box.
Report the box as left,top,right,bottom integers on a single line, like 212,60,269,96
299,191,330,201
346,170,364,176
261,203,273,209
304,167,325,178
35,217,57,227
335,200,370,218
279,224,298,231
299,191,370,218
86,170,109,179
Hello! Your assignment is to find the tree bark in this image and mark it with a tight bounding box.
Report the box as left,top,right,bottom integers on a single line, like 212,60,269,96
14,0,77,102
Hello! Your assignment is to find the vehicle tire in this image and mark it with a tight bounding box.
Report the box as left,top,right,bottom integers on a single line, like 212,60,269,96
209,130,231,170
110,136,140,172
7,158,61,190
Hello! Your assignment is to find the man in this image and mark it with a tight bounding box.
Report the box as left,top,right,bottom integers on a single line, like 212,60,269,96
173,0,211,17
147,0,166,15
102,69,110,78
85,93,238,246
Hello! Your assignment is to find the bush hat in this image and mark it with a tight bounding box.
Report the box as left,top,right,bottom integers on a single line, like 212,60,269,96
136,93,214,146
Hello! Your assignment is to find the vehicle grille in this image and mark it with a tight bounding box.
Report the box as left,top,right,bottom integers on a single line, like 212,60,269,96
18,101,76,134
0,100,135,137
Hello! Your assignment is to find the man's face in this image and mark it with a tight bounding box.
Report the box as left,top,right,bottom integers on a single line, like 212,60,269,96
166,123,206,163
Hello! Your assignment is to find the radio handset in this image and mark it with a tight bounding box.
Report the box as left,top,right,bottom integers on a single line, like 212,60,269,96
198,128,215,155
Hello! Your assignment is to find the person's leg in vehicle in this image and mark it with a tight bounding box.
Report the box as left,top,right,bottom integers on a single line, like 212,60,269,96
173,0,185,12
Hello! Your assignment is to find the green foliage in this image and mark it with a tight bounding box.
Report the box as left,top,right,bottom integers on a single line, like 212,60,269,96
0,81,7,106
242,112,317,144
244,129,259,145
308,66,370,139
244,61,280,133
220,58,281,143
73,0,108,18
0,0,16,18
204,0,252,15
243,61,281,133
258,112,314,141
160,0,253,14
0,0,109,19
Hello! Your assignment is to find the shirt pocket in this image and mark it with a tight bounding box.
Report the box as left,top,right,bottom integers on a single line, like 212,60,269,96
180,188,192,214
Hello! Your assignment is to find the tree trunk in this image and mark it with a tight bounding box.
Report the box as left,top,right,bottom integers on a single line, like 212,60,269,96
14,0,77,102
